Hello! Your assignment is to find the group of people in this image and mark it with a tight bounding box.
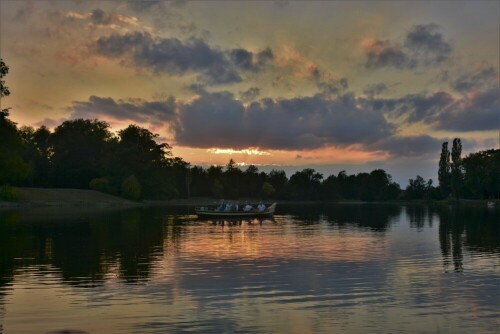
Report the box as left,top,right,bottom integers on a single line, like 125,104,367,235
217,200,267,212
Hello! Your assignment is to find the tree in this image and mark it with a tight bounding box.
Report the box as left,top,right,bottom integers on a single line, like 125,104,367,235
267,169,288,199
0,58,11,117
51,119,112,188
406,175,427,200
438,142,451,198
222,159,243,198
0,59,31,184
462,149,500,199
451,138,463,198
114,125,175,199
289,168,323,200
121,175,141,200
260,182,275,198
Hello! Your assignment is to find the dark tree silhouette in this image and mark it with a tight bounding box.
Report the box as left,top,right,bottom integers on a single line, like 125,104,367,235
451,138,463,198
51,119,112,188
438,142,451,198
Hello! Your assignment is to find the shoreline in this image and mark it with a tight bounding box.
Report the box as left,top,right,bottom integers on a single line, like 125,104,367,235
1,187,497,210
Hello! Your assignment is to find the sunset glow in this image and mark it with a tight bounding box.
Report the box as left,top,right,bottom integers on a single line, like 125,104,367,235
1,0,498,183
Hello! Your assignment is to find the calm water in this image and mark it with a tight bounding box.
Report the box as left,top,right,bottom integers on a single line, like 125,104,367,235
0,204,499,334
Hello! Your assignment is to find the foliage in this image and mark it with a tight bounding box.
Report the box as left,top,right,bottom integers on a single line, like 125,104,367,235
121,175,141,201
289,168,323,200
1,58,10,116
451,138,463,198
0,185,20,201
438,142,451,198
462,149,499,199
51,119,112,188
211,178,224,198
260,182,275,198
405,175,435,200
0,58,10,97
89,177,115,194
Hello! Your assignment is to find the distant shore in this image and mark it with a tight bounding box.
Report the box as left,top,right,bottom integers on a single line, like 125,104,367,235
1,187,497,210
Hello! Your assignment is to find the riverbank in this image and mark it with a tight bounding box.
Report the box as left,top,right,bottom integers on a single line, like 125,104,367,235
1,187,497,209
0,187,142,208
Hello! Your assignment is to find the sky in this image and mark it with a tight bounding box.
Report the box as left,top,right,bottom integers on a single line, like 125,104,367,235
0,0,499,185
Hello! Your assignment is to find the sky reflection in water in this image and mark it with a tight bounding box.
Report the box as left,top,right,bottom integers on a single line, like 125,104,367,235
0,204,498,333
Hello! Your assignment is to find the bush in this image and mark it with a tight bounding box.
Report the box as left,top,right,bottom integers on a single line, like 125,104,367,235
121,175,141,201
89,177,113,194
0,185,20,201
260,182,275,198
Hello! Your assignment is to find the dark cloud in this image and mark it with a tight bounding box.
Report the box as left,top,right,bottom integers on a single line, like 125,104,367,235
370,135,443,158
239,87,261,102
69,95,176,126
316,78,349,96
404,24,452,65
372,87,498,131
229,47,273,72
370,91,453,124
173,91,394,150
452,67,498,93
396,92,454,123
89,8,121,25
95,32,241,84
364,24,452,69
363,83,389,97
434,87,499,131
365,40,416,69
95,32,273,85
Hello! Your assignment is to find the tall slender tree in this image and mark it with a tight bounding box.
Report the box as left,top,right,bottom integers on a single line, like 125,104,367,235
438,142,451,198
451,138,463,198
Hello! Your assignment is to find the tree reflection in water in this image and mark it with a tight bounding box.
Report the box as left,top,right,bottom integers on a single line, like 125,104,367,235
0,204,498,288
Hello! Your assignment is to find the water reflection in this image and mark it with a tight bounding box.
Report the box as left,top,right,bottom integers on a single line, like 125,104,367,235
0,204,498,333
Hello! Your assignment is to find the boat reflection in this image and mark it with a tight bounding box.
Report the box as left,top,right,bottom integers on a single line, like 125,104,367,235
205,217,276,226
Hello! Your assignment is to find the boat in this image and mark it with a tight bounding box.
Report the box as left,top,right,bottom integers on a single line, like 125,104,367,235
195,203,277,218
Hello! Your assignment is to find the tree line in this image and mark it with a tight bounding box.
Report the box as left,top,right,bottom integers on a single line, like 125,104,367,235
1,58,498,201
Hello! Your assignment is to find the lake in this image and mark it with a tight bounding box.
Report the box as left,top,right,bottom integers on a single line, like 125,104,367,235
0,204,498,333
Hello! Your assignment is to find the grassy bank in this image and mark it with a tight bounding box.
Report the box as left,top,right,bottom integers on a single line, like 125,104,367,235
1,187,497,209
0,187,142,208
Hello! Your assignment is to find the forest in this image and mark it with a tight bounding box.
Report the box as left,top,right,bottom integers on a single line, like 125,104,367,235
1,58,499,201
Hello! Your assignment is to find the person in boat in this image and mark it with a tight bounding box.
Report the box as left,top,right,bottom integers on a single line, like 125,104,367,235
225,202,232,211
257,202,266,212
243,203,253,212
217,200,226,211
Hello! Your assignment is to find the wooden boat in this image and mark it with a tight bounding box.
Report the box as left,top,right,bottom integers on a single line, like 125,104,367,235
195,203,277,218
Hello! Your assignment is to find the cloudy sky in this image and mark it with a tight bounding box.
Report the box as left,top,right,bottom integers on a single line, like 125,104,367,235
1,0,498,184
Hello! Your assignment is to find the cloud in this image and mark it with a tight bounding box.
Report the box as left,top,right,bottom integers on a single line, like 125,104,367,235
363,24,452,69
95,32,240,84
239,87,261,102
127,0,186,12
63,9,140,28
434,87,499,131
230,47,274,72
363,39,416,69
363,83,389,97
452,66,498,93
173,91,394,150
370,135,443,158
404,24,452,65
94,31,273,85
372,87,499,131
69,95,177,126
